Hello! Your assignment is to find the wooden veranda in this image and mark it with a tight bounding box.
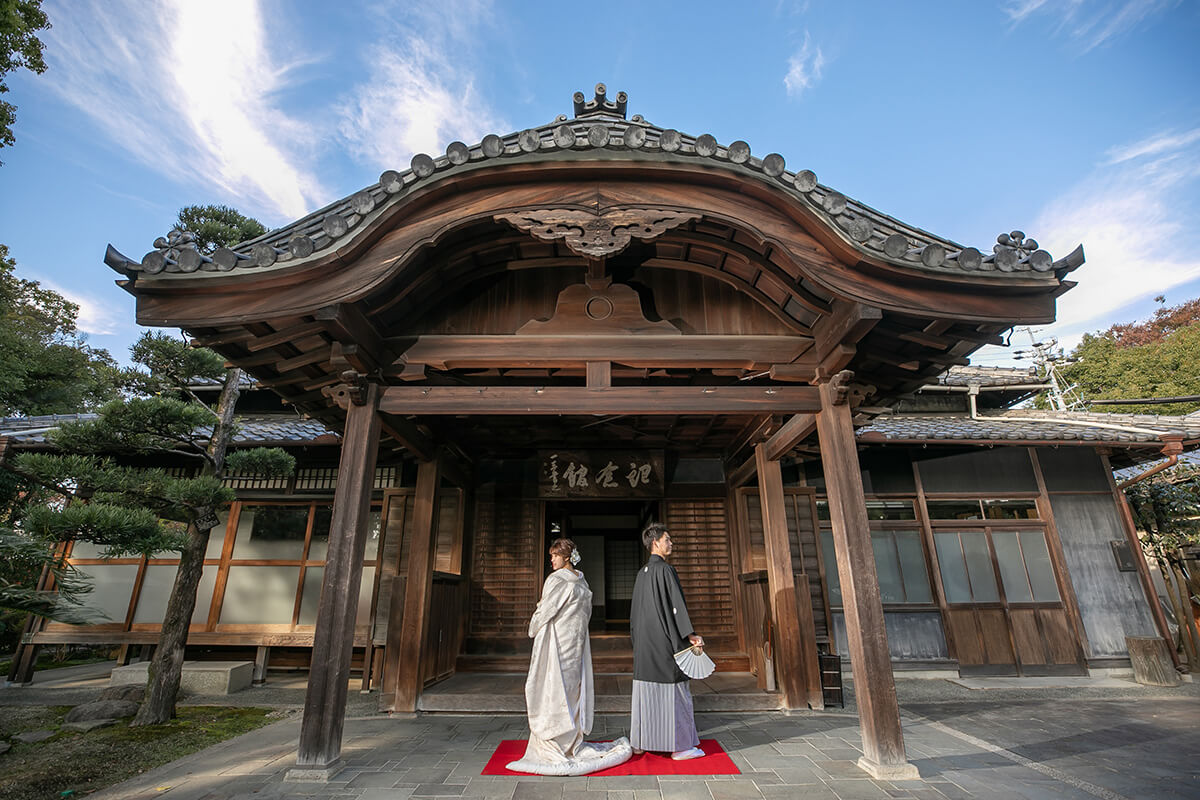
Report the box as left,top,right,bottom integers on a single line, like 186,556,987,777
104,85,1083,781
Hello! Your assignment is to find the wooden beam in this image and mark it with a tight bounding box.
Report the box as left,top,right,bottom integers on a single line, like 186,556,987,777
315,304,391,371
755,445,823,711
246,321,328,352
763,413,817,461
394,457,442,712
814,300,882,360
377,412,435,462
390,334,815,371
379,386,822,415
587,361,611,389
724,414,775,463
815,381,915,779
296,384,381,772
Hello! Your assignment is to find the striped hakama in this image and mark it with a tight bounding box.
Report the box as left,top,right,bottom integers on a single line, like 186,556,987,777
629,679,700,752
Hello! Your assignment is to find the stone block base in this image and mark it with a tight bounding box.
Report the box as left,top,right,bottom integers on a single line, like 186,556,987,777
857,756,921,781
110,660,253,695
284,760,344,783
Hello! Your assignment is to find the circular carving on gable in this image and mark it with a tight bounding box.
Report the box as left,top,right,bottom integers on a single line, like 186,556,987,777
822,192,847,215
762,153,786,177
695,134,718,156
883,234,909,259
411,153,436,177
379,169,403,193
794,169,818,192
587,124,609,147
554,125,576,148
957,247,983,270
659,129,682,152
351,191,375,215
446,141,470,164
585,296,614,321
323,214,349,239
847,217,873,243
213,248,238,271
624,126,647,148
481,134,505,157
727,140,751,163
518,129,541,152
289,235,315,259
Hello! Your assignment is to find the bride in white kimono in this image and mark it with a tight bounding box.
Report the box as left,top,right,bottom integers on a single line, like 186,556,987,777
506,538,632,776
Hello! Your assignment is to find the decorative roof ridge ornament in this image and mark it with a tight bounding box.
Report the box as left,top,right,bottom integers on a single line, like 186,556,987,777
573,83,627,119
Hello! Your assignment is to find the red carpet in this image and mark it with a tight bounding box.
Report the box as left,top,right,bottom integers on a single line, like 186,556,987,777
481,739,739,776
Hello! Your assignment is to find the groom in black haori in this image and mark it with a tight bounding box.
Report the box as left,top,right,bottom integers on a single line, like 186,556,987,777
629,522,705,760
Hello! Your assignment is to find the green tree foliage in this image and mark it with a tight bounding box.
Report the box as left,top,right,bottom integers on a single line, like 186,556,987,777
175,205,267,255
1056,298,1200,414
0,244,122,415
1125,470,1200,668
0,0,49,161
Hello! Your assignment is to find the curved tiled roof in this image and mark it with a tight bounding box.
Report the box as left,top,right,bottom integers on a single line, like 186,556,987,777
932,366,1044,388
859,409,1200,444
106,84,1083,285
0,414,339,446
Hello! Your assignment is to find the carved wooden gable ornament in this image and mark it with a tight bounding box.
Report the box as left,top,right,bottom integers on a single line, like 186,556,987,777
495,207,700,259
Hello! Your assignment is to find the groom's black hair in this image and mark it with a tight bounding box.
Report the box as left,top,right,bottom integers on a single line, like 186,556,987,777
642,522,669,552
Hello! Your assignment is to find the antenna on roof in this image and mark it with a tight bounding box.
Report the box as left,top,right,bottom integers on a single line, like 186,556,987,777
1017,327,1084,411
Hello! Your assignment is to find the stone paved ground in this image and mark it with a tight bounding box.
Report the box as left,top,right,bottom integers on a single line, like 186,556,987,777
10,667,1199,800
76,681,1200,800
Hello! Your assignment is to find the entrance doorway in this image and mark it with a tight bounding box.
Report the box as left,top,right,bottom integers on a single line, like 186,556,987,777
544,499,658,633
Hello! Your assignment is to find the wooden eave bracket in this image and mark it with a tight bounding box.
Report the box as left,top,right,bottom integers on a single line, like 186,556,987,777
321,370,371,410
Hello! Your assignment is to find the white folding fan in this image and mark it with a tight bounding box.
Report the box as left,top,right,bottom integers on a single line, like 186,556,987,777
674,644,716,680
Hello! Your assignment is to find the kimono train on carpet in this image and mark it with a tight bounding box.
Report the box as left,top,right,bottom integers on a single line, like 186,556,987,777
507,567,631,776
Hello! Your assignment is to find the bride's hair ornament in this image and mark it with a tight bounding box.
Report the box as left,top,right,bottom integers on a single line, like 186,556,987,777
570,549,581,565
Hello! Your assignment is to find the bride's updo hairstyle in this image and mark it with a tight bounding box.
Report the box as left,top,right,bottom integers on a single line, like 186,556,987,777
549,538,576,560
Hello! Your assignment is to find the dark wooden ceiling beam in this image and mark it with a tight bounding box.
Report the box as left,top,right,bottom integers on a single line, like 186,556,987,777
813,299,883,361
315,304,391,371
763,413,818,461
389,334,815,371
377,412,435,462
246,320,328,353
379,385,822,415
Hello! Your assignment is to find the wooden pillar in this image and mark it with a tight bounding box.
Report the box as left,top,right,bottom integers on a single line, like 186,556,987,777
293,383,381,776
754,444,822,709
393,456,443,712
815,378,917,780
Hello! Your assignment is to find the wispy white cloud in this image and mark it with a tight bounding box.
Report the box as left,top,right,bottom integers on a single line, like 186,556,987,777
1105,128,1200,165
39,279,125,337
1002,0,1180,52
1030,127,1200,336
784,31,826,98
336,1,505,169
42,0,325,222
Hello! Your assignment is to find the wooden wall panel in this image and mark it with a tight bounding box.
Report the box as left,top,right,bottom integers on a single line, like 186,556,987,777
978,609,1015,665
373,489,462,646
468,492,539,638
1040,609,1081,664
945,609,983,665
741,490,828,643
1009,609,1044,667
413,266,798,338
666,499,736,638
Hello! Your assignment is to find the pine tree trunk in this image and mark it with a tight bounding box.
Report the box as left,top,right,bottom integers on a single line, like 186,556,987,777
131,521,207,725
131,368,242,726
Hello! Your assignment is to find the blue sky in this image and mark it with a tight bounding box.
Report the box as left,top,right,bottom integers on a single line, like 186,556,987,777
1,0,1197,369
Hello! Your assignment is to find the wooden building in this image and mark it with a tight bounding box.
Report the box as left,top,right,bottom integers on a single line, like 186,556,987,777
8,85,1185,779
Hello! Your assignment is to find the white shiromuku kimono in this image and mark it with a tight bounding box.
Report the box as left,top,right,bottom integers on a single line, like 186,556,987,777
506,567,632,776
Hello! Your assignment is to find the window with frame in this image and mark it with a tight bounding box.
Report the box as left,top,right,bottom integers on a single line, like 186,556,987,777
817,498,933,608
